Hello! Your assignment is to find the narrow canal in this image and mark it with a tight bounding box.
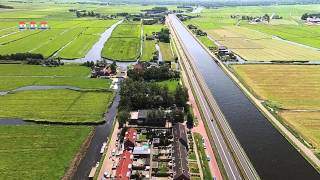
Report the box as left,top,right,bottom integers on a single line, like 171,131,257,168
169,14,320,180
73,85,120,179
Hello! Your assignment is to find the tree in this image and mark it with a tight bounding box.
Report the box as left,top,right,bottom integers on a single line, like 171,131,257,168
118,110,129,128
110,61,117,73
264,14,270,23
175,84,189,108
301,13,309,20
186,111,194,129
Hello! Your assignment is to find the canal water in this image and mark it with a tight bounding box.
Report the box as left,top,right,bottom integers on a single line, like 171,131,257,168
169,14,320,180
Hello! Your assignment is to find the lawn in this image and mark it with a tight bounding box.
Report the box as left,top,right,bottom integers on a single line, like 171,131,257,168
193,133,212,179
232,64,320,154
157,79,179,93
159,42,174,61
0,64,111,91
102,21,141,61
0,125,92,180
0,89,114,123
141,40,156,61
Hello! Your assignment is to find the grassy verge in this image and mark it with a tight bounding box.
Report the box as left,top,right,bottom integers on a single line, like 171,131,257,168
193,132,213,179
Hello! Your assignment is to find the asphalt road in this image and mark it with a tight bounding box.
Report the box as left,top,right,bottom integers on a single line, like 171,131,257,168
168,14,258,180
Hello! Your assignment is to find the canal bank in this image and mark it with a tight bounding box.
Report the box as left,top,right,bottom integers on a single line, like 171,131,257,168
72,82,121,179
169,14,320,179
185,16,320,171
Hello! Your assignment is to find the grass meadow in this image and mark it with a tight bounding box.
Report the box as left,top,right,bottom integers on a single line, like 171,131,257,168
0,89,114,123
232,64,320,154
0,64,114,123
0,64,111,91
0,125,92,179
102,21,141,61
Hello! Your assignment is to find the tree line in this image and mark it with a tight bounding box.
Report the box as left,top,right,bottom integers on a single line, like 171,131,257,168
127,63,179,81
0,53,43,60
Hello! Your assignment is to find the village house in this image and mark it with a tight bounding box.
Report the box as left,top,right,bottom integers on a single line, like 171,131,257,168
124,128,137,150
172,123,190,180
116,150,133,180
306,17,320,24
91,64,113,78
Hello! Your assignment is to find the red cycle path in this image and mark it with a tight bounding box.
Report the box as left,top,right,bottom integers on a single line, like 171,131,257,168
188,87,223,180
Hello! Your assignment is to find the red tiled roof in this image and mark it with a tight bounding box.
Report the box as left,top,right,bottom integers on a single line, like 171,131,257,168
124,128,137,145
116,150,133,180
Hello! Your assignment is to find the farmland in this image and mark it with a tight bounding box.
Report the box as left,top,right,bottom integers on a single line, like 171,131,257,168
0,125,92,179
184,4,320,61
0,64,111,91
0,64,113,123
232,64,320,154
141,24,163,61
102,21,141,61
0,89,114,123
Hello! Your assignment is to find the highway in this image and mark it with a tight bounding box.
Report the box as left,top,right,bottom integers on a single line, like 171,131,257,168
167,14,259,180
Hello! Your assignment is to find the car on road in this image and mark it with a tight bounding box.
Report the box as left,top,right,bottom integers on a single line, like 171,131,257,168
207,155,211,161
103,171,110,178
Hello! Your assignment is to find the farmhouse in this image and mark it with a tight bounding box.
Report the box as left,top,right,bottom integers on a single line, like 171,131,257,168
306,17,320,24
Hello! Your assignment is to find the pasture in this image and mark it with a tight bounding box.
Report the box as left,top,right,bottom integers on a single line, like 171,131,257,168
0,64,113,123
232,64,320,152
0,89,114,123
185,4,320,61
0,64,111,91
0,1,119,59
208,26,320,61
0,125,91,179
102,21,141,61
141,24,176,62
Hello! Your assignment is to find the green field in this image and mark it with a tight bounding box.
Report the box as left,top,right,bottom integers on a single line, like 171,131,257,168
0,89,114,123
184,4,320,61
232,64,320,154
0,1,120,59
140,24,163,61
197,35,217,49
102,21,141,61
0,64,111,91
141,40,156,61
0,125,91,179
159,42,175,61
0,64,113,123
